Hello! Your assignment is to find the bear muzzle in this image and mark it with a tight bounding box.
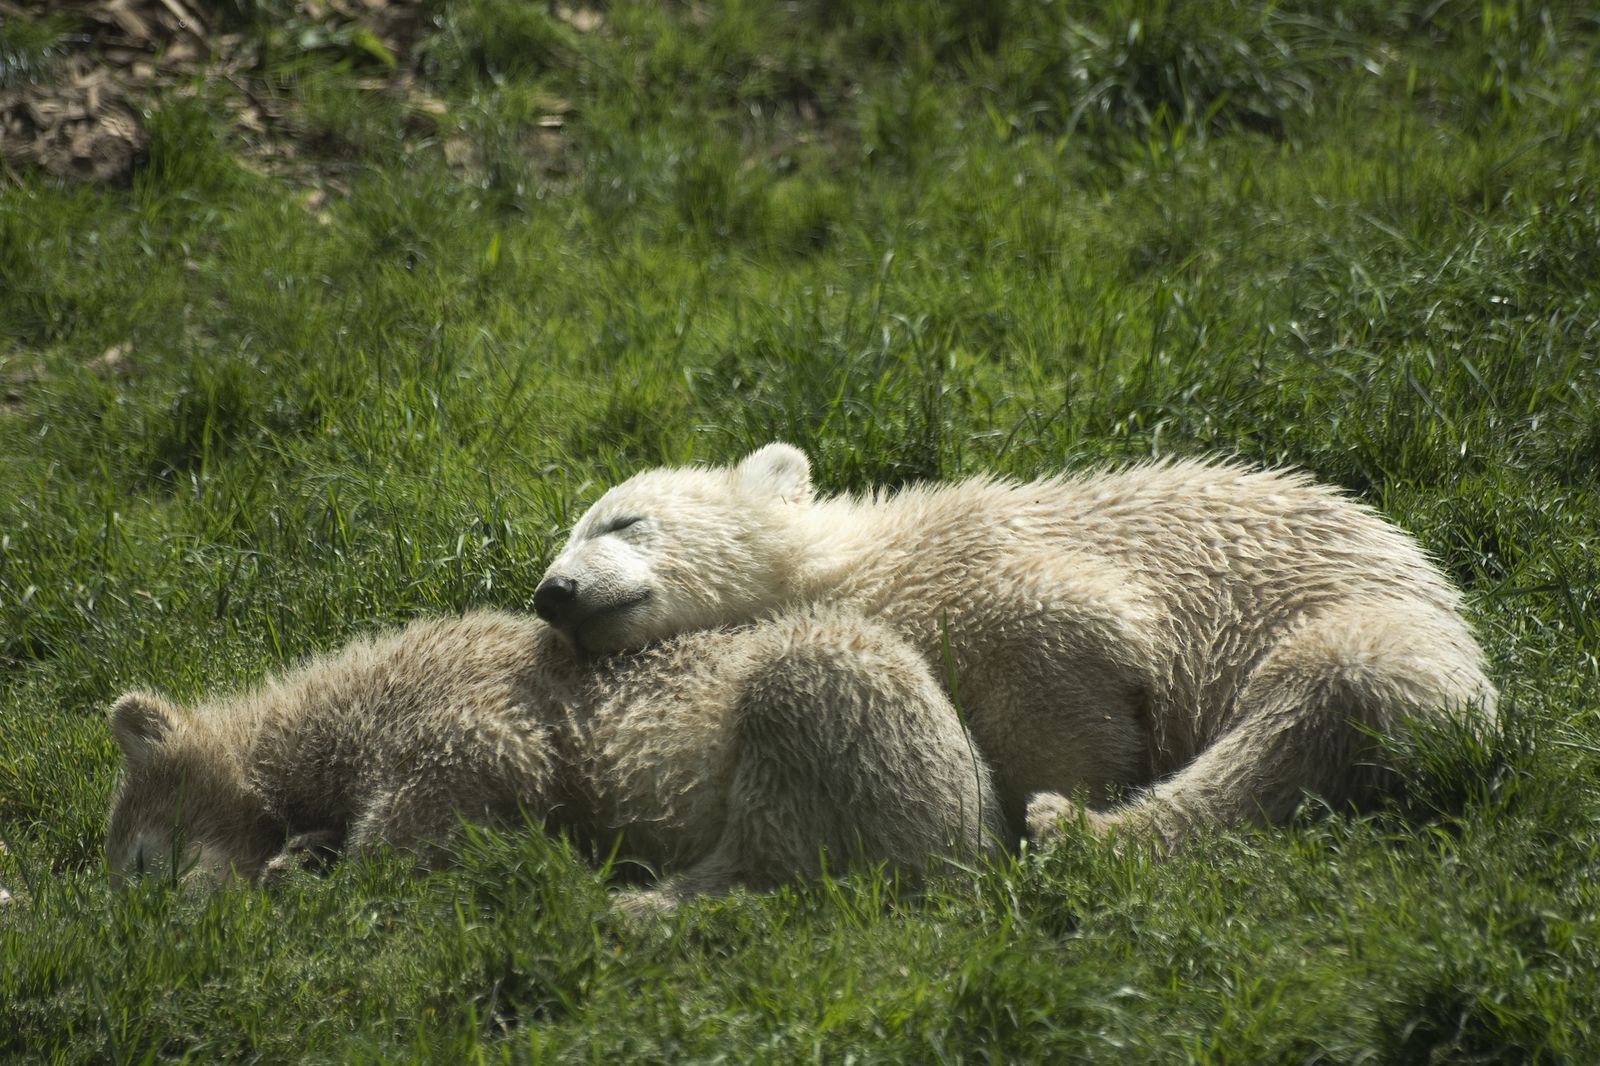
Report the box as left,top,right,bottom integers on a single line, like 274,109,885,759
533,575,653,651
533,574,580,626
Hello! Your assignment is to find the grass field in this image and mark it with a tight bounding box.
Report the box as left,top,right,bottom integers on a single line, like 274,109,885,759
3,0,1599,1060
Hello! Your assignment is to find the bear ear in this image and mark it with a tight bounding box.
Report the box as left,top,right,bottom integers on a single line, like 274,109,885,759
735,442,812,505
108,692,179,761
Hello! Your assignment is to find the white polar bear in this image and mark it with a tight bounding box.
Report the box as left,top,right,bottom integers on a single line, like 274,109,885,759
106,609,1007,908
535,444,1498,847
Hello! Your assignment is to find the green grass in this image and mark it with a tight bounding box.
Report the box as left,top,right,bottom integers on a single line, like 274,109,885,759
3,0,1599,1060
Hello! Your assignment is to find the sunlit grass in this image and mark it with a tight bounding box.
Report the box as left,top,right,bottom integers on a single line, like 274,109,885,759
1,0,1598,1061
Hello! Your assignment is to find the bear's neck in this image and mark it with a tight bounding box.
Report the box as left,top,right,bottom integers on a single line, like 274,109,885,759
787,493,929,604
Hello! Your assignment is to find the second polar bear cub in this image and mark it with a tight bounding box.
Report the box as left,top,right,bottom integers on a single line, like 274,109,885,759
107,610,1005,907
535,444,1497,846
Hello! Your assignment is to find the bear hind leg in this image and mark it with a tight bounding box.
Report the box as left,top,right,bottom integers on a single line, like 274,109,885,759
632,622,1011,912
1029,598,1496,849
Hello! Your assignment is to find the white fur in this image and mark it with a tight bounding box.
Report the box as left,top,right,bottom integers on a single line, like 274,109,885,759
106,610,1007,906
541,446,1498,847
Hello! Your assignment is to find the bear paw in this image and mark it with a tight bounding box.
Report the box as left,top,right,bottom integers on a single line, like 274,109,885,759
1025,792,1113,842
612,886,682,922
260,829,344,885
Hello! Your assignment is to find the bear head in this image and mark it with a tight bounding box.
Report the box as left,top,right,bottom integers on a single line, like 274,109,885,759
106,691,286,887
534,442,813,654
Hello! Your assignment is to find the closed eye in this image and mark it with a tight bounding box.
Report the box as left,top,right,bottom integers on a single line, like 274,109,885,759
600,515,645,536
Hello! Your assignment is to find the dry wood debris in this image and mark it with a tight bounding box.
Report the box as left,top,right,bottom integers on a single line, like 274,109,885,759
0,0,430,183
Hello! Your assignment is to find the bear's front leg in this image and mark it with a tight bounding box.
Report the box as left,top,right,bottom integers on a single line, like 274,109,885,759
953,550,1167,826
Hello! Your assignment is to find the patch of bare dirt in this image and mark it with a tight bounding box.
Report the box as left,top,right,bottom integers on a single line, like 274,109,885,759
0,0,432,184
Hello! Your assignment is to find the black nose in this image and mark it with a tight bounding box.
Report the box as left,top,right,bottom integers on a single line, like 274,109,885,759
533,575,578,624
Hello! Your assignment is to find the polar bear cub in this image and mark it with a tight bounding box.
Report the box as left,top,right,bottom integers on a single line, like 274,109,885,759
107,609,1006,906
535,444,1497,846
